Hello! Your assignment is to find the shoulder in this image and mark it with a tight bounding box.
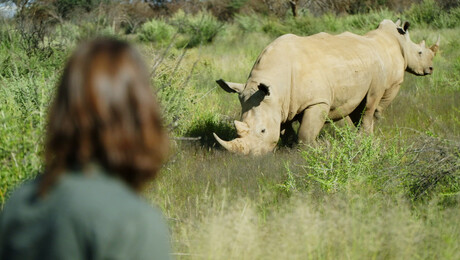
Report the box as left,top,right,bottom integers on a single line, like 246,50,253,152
1,178,40,218
55,173,172,259
1,173,171,259
55,173,150,217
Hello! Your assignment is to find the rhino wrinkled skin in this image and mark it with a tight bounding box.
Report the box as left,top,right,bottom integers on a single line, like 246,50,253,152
214,19,440,155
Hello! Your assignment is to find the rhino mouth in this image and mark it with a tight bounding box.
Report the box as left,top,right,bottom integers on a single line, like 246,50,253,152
406,67,425,76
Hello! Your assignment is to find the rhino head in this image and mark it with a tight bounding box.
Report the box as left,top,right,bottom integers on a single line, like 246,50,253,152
213,79,281,155
391,19,440,76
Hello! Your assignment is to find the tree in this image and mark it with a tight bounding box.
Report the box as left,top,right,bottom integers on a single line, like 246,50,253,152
289,0,298,17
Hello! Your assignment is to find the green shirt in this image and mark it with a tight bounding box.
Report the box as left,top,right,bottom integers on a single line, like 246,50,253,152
0,170,171,260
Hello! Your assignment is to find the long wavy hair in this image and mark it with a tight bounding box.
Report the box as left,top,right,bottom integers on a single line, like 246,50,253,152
41,38,169,194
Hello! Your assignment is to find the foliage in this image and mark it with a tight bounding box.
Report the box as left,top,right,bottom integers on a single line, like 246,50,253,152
292,125,401,193
169,10,223,48
1,3,460,257
184,112,237,147
234,12,264,32
138,18,177,46
54,0,107,18
279,125,460,203
404,0,443,27
403,0,460,29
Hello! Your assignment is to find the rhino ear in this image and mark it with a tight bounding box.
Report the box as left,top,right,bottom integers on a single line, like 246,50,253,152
397,21,410,35
397,27,406,35
216,79,245,94
395,18,401,27
258,83,270,96
403,21,410,32
420,40,426,48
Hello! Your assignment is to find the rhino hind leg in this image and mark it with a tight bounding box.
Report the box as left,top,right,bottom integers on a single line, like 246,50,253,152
348,96,367,128
297,103,330,145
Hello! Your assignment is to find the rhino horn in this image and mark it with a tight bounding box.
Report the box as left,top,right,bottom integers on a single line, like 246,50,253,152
213,133,248,154
234,120,249,136
430,35,440,53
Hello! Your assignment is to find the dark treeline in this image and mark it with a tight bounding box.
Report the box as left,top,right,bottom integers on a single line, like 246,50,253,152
3,0,460,22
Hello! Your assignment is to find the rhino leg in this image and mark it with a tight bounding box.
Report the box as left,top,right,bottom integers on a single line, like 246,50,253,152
280,121,298,146
297,103,330,145
361,93,384,134
349,96,367,128
334,116,355,128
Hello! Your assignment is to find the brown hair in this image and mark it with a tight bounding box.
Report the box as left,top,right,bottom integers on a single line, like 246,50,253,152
41,38,169,194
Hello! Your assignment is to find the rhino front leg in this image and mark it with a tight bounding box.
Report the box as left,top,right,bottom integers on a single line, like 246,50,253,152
280,121,297,146
334,116,355,128
361,93,383,134
298,103,330,145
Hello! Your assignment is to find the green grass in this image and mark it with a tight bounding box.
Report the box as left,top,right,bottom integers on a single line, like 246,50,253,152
1,4,460,258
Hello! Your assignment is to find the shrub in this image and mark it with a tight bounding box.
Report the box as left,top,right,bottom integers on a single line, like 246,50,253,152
205,0,249,21
282,124,460,203
54,22,80,45
234,12,264,33
403,0,460,29
55,0,107,19
170,10,223,48
184,112,237,147
76,22,119,40
434,7,460,28
404,0,442,27
261,18,291,36
138,19,177,46
341,8,396,31
285,124,403,194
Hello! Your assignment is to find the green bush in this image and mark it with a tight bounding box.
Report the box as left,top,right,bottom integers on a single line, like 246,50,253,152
341,8,396,31
245,8,397,37
184,112,237,147
54,22,81,45
55,0,107,19
138,19,177,46
77,22,119,40
404,0,442,27
234,13,264,33
0,76,52,205
282,124,460,203
170,10,223,48
433,7,460,28
284,124,404,194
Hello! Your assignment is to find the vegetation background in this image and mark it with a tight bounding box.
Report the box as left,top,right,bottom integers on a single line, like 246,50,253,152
1,0,459,258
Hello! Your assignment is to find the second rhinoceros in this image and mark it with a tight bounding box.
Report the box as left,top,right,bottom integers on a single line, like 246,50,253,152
213,19,440,155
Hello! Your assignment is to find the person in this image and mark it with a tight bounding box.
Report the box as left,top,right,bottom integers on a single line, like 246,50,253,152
0,38,171,260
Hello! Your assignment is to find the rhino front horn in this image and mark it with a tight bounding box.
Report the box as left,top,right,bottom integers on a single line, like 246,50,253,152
213,133,247,154
213,133,235,151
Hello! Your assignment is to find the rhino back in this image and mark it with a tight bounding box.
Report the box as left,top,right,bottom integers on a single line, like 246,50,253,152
246,32,405,122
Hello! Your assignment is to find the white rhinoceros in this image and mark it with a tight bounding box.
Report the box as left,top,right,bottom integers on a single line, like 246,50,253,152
214,19,440,155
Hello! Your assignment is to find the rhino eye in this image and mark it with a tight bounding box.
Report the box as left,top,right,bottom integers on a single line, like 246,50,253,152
261,129,266,133
418,51,422,55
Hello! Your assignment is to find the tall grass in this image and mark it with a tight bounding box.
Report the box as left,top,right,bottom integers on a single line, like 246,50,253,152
150,128,459,259
169,195,460,259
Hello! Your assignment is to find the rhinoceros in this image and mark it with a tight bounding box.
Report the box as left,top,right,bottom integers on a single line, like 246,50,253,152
213,19,440,155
